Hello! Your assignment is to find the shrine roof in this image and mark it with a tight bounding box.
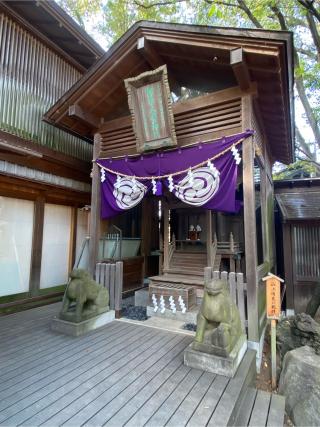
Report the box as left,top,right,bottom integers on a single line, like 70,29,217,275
276,191,320,221
43,20,294,164
0,0,104,71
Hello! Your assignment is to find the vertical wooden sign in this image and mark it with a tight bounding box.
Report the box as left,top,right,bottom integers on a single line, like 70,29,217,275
125,65,177,153
262,273,284,390
266,276,281,319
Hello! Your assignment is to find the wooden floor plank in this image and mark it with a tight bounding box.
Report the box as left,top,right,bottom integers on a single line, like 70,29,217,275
65,336,190,426
249,390,271,427
0,322,132,398
125,364,191,427
207,351,255,427
0,321,123,378
0,326,156,425
166,372,216,427
0,322,120,370
187,375,229,427
234,387,257,427
0,305,60,332
267,394,285,427
102,355,186,427
37,334,178,426
0,321,125,381
0,305,262,427
145,368,204,427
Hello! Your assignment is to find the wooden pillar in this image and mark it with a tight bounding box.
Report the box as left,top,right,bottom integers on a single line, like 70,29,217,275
283,223,294,311
206,210,212,267
163,204,169,271
141,198,152,278
69,206,78,271
88,133,102,276
29,195,45,296
242,95,259,343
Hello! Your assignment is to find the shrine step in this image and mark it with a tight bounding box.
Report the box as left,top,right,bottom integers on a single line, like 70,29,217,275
234,388,286,426
164,268,204,277
149,273,204,287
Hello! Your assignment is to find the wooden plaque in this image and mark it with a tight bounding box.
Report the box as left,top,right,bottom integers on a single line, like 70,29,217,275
266,277,281,319
125,65,177,153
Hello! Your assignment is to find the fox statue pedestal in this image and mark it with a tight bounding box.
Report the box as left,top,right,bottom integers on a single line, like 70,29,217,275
184,278,247,377
51,269,115,337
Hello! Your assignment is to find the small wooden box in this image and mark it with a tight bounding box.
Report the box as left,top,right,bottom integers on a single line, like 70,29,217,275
149,283,196,310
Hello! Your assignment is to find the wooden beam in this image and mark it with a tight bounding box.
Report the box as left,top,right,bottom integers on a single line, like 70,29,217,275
88,133,102,275
283,223,294,311
230,48,251,91
137,37,181,96
242,95,259,344
29,196,45,297
206,210,212,267
163,204,169,271
68,104,100,129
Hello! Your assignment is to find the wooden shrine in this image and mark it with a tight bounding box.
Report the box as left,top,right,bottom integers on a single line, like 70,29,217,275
44,21,294,357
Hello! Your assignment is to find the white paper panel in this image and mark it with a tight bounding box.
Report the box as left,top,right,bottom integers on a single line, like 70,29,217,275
0,196,34,296
40,204,72,289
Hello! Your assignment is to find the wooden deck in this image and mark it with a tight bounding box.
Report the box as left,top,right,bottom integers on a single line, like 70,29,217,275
0,304,283,427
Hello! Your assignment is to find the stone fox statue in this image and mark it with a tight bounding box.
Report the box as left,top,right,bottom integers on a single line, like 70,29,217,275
193,278,243,355
59,269,109,323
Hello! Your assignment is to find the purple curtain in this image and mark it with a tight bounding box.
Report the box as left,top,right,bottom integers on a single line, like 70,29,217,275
97,130,253,218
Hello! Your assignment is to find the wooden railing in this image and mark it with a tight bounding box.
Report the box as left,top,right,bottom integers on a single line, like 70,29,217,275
204,267,247,330
95,261,123,317
210,235,218,268
216,232,242,254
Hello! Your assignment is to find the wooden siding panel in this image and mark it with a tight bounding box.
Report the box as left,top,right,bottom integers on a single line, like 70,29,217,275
0,13,92,161
293,224,320,280
99,96,242,157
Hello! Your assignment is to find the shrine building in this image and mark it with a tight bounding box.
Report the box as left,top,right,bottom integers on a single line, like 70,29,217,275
45,21,294,358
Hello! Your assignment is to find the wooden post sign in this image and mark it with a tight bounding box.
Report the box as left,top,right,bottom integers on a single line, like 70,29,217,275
262,273,284,390
263,273,284,320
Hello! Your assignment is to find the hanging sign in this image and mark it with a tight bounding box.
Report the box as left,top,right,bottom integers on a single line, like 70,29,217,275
124,65,177,153
263,273,284,320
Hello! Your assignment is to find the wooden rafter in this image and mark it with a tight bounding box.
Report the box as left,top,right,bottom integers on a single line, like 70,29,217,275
137,37,181,96
230,48,251,91
68,104,100,129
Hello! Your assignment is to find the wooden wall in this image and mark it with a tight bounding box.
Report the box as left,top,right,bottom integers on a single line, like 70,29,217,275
0,12,92,161
99,86,243,158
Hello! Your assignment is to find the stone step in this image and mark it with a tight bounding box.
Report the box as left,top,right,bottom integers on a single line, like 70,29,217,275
233,387,286,427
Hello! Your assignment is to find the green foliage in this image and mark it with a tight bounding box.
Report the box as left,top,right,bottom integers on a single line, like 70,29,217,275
273,160,317,180
57,0,320,163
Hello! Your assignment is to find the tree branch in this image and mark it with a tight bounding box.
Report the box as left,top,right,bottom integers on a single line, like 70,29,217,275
270,5,320,148
237,0,263,28
306,12,320,61
297,0,320,23
132,0,184,8
296,47,317,60
296,126,317,161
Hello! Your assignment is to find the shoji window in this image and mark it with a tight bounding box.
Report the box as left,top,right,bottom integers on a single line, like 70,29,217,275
40,204,72,289
0,196,34,296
